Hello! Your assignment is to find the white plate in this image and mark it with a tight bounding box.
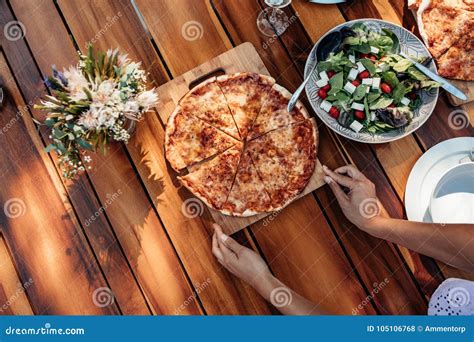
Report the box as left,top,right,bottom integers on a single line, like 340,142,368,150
429,162,474,224
405,137,474,222
304,19,439,143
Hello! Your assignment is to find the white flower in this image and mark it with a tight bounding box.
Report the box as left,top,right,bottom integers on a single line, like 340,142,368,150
123,100,139,113
117,53,130,67
63,66,88,101
136,89,158,111
77,110,99,129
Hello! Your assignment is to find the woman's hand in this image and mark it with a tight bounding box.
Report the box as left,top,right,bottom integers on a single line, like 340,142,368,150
212,224,272,289
322,164,385,232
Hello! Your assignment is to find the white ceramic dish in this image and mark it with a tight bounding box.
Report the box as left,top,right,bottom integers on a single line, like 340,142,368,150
304,19,439,143
429,162,474,224
405,137,474,222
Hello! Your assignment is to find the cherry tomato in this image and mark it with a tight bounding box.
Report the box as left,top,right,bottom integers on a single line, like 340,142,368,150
360,53,369,58
354,110,365,120
388,104,396,108
380,83,392,94
329,106,340,119
351,80,360,87
358,70,370,79
327,70,336,78
318,89,327,99
369,55,377,61
408,92,417,100
321,84,331,92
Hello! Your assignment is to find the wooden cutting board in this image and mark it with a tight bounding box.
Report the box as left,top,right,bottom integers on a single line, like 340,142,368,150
155,42,325,235
448,80,473,107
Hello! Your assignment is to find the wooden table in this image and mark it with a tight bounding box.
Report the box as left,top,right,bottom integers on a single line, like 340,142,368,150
0,0,472,315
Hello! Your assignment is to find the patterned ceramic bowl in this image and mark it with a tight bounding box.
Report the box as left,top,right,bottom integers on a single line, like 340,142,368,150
305,19,439,143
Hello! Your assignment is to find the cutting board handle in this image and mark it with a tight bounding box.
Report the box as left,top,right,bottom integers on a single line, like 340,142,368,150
188,68,225,90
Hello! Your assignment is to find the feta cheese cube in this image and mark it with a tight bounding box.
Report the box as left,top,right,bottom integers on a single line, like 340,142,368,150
351,102,365,111
400,97,410,106
316,78,328,88
350,120,364,133
344,82,357,94
349,55,356,63
370,111,376,121
320,100,332,112
370,46,380,54
356,61,366,72
347,68,359,81
319,71,329,81
362,78,373,85
372,77,381,90
375,63,387,72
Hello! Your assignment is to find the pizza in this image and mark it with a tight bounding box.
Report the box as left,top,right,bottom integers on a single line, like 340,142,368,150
221,149,272,216
247,84,309,140
409,0,474,80
165,72,318,216
165,106,240,171
246,120,317,210
178,145,242,210
179,77,240,139
216,73,275,139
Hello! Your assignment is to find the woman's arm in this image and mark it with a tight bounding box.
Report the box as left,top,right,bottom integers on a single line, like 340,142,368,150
367,218,474,273
323,164,474,273
212,224,321,315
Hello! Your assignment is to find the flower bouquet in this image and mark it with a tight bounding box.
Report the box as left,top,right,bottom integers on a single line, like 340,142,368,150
35,45,158,179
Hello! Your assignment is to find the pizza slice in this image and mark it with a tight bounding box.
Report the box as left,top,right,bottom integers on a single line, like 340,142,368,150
436,23,474,80
412,0,474,58
221,149,272,216
217,73,275,139
247,119,317,210
165,106,240,171
178,145,242,210
247,84,309,141
180,77,240,139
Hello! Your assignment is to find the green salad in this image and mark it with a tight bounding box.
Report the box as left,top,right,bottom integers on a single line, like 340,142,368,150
316,23,440,134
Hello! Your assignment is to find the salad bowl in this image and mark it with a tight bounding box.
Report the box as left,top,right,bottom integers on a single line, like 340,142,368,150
305,19,439,143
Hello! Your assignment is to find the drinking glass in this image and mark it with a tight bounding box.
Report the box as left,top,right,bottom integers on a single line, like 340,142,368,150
257,0,292,37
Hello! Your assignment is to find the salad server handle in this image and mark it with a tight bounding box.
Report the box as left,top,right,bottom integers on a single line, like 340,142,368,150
287,65,315,112
400,53,467,101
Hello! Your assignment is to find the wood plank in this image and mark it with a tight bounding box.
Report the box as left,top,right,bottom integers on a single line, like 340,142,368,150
8,0,200,315
5,0,150,315
56,0,273,314
0,235,34,315
135,0,232,75
0,52,118,315
212,0,428,313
